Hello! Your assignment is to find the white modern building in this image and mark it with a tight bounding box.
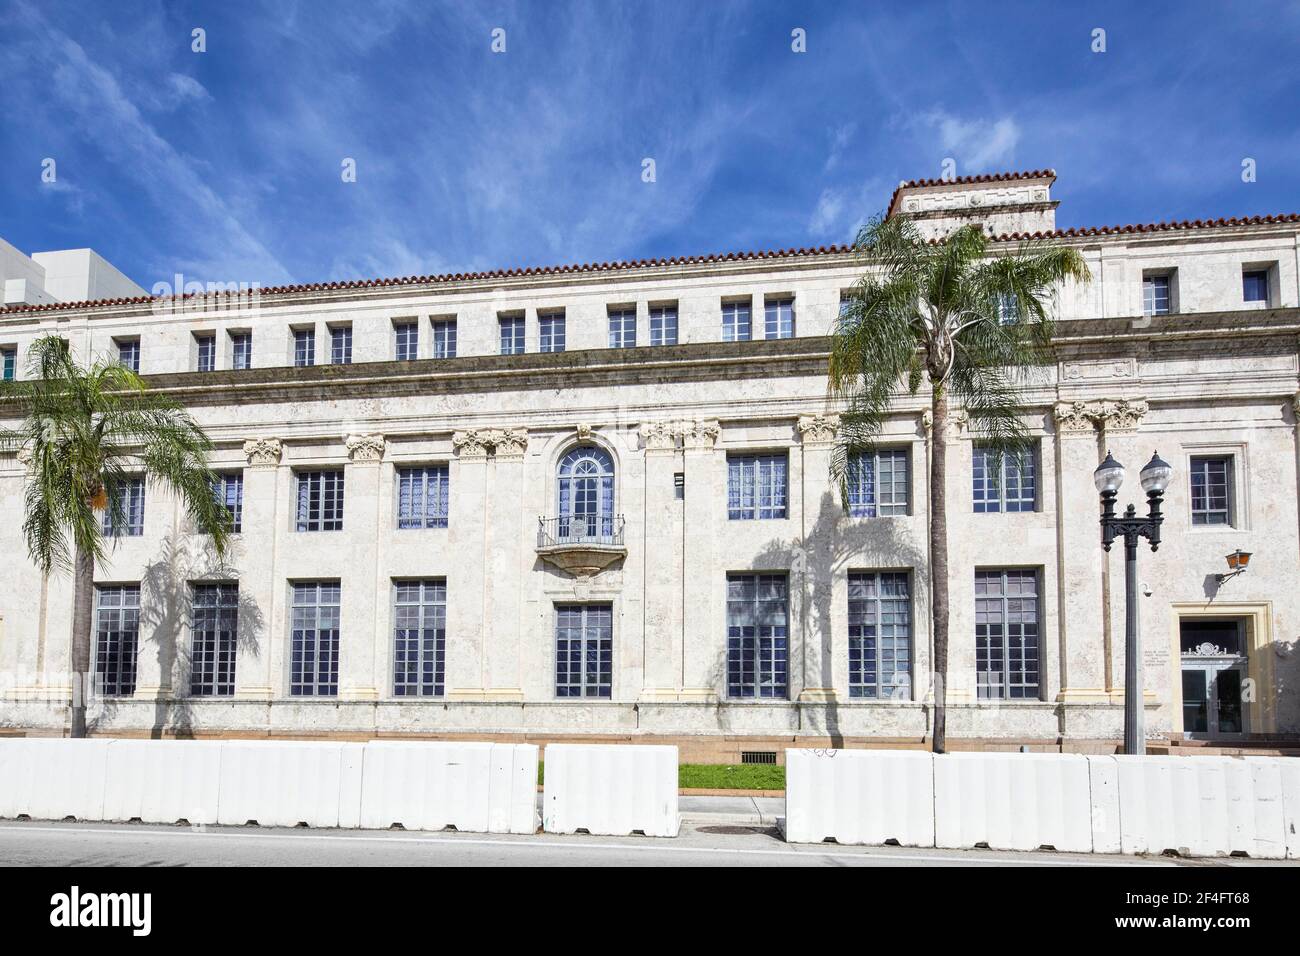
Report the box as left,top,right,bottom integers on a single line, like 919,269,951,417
1,170,1298,760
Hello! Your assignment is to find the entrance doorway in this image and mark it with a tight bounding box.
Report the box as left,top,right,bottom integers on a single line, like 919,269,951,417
1179,620,1248,737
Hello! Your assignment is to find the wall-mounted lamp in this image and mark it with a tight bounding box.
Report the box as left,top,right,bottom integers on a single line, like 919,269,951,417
1214,549,1252,584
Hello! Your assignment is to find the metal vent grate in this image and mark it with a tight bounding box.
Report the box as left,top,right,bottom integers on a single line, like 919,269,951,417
740,750,777,765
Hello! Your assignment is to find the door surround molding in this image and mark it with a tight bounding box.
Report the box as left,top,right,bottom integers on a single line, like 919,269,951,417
1169,602,1275,735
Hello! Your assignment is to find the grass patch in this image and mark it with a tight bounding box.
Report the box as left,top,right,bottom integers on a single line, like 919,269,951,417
537,762,786,790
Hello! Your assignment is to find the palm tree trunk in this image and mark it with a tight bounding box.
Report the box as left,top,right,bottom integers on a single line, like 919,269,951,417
929,388,950,754
69,544,95,738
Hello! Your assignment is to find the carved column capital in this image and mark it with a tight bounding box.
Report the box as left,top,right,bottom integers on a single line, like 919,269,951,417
452,429,492,459
796,414,840,447
640,420,679,454
243,438,283,467
344,434,385,463
680,419,721,452
1099,398,1148,434
491,427,529,460
1053,400,1100,435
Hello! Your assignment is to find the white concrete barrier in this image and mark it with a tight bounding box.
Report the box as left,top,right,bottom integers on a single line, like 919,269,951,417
934,752,1094,853
217,740,364,829
1085,755,1122,854
103,739,223,825
1227,758,1288,860
0,738,111,821
784,749,934,847
1270,756,1300,860
1113,755,1233,857
359,741,537,834
542,744,679,837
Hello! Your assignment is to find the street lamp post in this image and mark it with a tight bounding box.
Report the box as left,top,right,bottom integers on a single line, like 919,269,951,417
1093,450,1173,756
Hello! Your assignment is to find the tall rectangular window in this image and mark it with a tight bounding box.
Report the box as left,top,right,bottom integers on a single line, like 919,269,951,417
1142,274,1171,316
972,445,1036,513
649,305,678,346
764,298,795,339
975,569,1040,700
94,585,140,698
500,315,525,355
396,465,449,529
103,476,145,537
394,321,418,361
330,326,352,365
848,572,911,699
293,328,316,367
847,448,909,517
722,301,752,342
727,453,787,520
393,580,446,697
1242,269,1269,304
539,312,565,353
230,332,252,370
726,574,788,699
555,604,612,698
191,583,238,697
1190,456,1233,525
1,347,15,381
432,319,457,358
608,307,636,348
295,470,345,531
116,338,140,373
211,472,244,533
195,333,216,372
291,582,340,696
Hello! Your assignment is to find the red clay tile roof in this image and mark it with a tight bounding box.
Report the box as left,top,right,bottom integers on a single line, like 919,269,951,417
887,169,1057,215
2,209,1298,316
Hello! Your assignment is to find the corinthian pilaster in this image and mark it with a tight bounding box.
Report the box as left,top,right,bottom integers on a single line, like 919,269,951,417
680,419,720,451
243,438,282,467
796,414,839,447
344,434,385,463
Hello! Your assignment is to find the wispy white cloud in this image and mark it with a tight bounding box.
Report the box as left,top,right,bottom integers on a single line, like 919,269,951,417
915,109,1021,175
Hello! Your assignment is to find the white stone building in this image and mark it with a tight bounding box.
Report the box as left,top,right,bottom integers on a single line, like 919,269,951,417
1,170,1298,759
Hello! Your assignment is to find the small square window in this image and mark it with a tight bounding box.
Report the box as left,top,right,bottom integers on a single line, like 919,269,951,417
1242,269,1269,305
115,338,141,373
539,312,565,353
1,346,15,381
1142,273,1172,316
722,301,752,342
394,321,418,361
293,328,316,367
650,305,678,346
194,333,216,372
1190,456,1233,526
330,326,353,365
432,319,457,359
608,307,636,348
230,332,253,370
500,315,526,355
764,298,794,339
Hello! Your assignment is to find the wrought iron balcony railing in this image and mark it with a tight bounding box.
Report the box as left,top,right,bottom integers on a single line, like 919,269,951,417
537,514,626,549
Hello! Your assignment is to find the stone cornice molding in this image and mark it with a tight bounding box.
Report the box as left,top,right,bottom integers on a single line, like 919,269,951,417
344,434,385,463
243,438,283,467
796,413,839,447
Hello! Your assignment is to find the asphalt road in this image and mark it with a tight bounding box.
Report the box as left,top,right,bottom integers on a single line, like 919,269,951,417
1,817,1285,867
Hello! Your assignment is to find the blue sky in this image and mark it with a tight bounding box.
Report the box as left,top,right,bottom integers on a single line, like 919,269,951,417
1,0,1297,291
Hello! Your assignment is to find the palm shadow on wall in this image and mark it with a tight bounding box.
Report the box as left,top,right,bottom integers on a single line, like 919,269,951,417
87,533,265,739
703,485,929,747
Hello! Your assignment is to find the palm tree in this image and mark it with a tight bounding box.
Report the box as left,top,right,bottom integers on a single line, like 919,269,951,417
0,336,231,737
830,217,1090,753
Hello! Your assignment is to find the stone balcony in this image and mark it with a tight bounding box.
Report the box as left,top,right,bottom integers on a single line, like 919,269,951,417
536,515,627,578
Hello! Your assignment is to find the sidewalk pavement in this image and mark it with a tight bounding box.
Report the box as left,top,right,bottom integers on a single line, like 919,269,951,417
534,793,784,827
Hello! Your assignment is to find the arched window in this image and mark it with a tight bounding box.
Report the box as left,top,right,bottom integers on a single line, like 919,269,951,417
557,446,615,539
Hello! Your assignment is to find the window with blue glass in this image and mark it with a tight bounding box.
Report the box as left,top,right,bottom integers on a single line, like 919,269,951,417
722,301,752,342
1242,269,1270,304
975,569,1040,700
764,298,794,339
293,328,315,367
295,470,345,531
500,315,525,355
211,472,244,533
330,326,352,364
393,580,446,697
848,572,911,699
555,604,612,698
556,446,615,539
291,581,340,696
190,583,238,697
726,574,788,699
649,305,678,345
396,465,450,529
432,319,457,358
103,476,146,537
394,321,418,361
95,585,140,698
1142,273,1172,316
1190,456,1233,525
608,307,636,348
847,448,909,517
116,338,140,373
230,332,252,370
1,346,15,381
539,312,565,353
972,445,1036,513
195,333,216,372
728,453,787,520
